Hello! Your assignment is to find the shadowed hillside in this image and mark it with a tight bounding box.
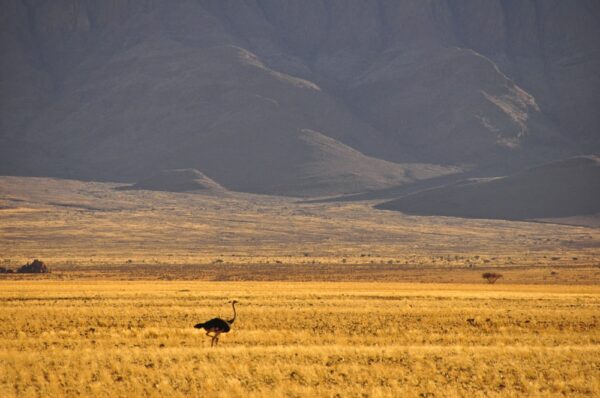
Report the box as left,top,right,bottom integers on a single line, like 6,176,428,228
119,169,225,193
376,156,600,220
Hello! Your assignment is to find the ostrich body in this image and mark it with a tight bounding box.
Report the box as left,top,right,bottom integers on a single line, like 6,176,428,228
194,300,237,347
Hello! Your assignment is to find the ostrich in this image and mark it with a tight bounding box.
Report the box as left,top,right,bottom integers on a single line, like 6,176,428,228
194,300,238,347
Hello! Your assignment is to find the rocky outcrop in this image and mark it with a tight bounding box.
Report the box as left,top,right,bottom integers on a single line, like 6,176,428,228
17,259,49,273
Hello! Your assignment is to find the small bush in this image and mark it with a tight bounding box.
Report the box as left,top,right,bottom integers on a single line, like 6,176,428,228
482,272,502,284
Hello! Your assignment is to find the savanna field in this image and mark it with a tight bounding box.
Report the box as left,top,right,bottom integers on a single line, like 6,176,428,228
1,281,599,397
1,177,600,397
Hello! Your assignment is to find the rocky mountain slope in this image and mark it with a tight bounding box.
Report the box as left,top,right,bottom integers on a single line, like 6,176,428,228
1,0,598,196
376,156,600,220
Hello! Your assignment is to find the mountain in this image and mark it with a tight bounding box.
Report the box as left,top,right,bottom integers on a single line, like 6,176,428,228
375,156,600,220
1,1,599,196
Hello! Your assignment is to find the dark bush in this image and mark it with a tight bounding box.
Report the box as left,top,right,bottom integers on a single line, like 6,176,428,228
17,259,49,273
482,272,502,284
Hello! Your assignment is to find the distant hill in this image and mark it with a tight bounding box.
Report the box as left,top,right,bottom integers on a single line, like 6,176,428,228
121,169,224,193
376,156,600,220
224,129,460,197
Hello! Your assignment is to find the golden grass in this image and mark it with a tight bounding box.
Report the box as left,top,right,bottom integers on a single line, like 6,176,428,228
1,281,599,397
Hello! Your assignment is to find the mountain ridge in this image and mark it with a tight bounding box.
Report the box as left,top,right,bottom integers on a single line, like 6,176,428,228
1,0,598,196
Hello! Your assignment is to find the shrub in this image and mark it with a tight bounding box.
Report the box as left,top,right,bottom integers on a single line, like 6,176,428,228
482,272,502,284
17,259,49,273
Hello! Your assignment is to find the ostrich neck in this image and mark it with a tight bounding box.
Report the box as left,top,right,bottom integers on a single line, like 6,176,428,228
228,302,236,324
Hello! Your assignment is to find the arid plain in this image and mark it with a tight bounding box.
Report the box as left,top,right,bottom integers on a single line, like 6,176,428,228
1,177,599,397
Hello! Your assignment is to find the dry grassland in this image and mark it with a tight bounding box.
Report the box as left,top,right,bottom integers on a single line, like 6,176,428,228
2,263,600,285
1,177,599,396
1,177,598,269
1,281,599,397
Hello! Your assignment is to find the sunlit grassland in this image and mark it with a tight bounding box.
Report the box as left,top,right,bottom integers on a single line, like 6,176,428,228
1,281,599,397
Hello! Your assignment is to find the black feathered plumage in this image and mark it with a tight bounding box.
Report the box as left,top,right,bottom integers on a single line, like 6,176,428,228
194,318,230,333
